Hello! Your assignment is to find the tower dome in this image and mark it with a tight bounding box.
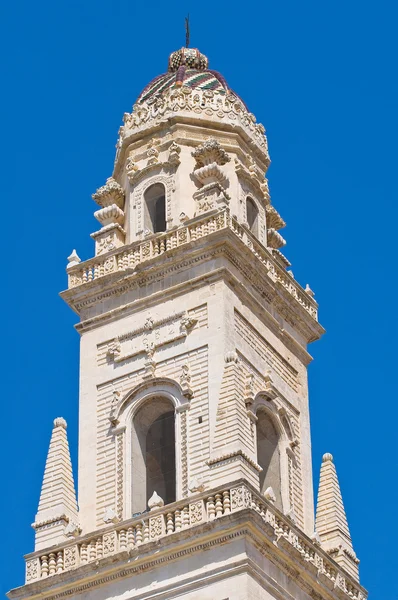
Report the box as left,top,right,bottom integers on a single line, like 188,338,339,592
137,47,243,106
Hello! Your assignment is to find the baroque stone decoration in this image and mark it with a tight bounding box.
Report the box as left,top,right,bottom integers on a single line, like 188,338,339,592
8,43,366,600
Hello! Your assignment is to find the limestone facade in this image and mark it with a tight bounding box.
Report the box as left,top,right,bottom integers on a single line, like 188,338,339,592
8,46,366,600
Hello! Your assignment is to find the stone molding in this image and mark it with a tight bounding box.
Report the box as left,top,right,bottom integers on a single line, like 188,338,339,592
115,87,270,176
63,210,320,330
19,481,366,599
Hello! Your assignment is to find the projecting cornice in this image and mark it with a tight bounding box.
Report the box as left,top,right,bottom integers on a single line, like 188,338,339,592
61,213,324,345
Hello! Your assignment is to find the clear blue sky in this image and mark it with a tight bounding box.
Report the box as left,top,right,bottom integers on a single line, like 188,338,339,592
1,1,396,598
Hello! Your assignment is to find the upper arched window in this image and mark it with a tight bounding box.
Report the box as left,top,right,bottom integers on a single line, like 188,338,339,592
246,197,259,236
144,183,166,233
131,397,176,514
256,409,282,508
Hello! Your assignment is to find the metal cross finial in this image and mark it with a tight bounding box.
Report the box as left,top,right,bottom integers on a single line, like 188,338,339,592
185,14,190,47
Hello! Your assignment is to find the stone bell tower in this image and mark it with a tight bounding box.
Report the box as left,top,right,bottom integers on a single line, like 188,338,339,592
8,46,367,600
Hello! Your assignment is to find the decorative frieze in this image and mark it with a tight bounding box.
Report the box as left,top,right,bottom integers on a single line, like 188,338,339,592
118,88,270,164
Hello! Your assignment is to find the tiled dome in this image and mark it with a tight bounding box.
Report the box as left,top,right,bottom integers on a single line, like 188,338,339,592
137,47,242,105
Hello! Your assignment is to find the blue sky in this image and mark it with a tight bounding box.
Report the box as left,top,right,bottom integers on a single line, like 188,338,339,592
1,1,396,597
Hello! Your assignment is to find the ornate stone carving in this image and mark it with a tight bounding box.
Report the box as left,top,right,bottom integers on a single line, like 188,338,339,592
126,155,139,182
102,506,119,524
180,362,193,398
94,204,124,226
148,491,164,510
230,485,251,510
192,139,230,214
67,250,81,270
264,486,276,504
149,514,164,538
64,522,81,537
63,546,78,570
104,310,198,366
26,558,39,582
180,409,188,497
267,228,286,249
266,205,286,230
116,431,124,520
103,531,116,556
92,177,125,209
118,89,269,165
189,500,204,524
192,138,230,168
91,224,126,256
168,141,181,166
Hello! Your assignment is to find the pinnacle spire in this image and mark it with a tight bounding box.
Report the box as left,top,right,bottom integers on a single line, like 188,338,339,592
315,453,359,580
33,418,79,550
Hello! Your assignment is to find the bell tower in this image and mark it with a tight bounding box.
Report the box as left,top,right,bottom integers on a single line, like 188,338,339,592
8,46,367,600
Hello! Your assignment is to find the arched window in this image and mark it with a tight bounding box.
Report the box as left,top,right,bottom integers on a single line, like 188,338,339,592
246,197,259,236
256,409,282,508
131,397,176,513
144,183,166,233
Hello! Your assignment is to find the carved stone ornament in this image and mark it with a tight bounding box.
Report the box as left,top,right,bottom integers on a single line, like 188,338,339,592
102,506,119,524
168,141,181,166
94,204,124,226
67,249,81,270
180,362,193,398
148,490,164,510
64,522,81,537
92,177,125,209
192,138,230,168
118,88,269,169
266,204,286,230
126,155,139,182
188,477,205,493
267,228,286,249
91,224,126,256
264,486,276,504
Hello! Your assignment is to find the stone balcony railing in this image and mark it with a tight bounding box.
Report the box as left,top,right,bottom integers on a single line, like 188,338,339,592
24,481,364,599
67,209,318,321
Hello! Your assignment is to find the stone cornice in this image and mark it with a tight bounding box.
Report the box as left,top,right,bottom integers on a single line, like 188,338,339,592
10,480,367,600
61,214,323,345
113,87,270,178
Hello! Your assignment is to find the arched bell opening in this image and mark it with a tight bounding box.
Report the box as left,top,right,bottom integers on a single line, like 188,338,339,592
246,196,259,236
256,408,282,509
144,183,166,233
132,396,176,514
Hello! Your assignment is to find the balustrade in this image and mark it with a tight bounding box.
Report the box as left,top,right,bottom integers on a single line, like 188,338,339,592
66,209,318,320
25,482,363,599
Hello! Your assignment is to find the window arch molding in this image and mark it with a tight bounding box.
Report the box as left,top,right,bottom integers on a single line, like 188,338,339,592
251,393,290,513
133,174,174,237
112,378,190,519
